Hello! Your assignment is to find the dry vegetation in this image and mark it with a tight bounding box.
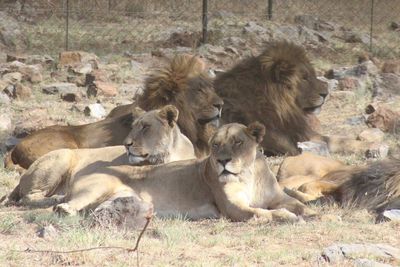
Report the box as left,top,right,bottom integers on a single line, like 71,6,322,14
1,0,400,266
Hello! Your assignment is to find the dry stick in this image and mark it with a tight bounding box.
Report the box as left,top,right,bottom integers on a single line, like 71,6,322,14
10,216,151,254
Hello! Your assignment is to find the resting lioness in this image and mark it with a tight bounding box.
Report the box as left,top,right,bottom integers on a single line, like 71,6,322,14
53,122,314,222
5,105,195,207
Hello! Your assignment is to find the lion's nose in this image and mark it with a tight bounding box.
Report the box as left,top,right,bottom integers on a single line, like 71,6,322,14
217,158,231,166
320,92,328,99
213,98,224,110
123,138,133,148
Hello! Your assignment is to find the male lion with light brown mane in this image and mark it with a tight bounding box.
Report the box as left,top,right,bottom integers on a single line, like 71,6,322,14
48,122,314,223
5,54,223,169
4,105,195,207
214,41,369,156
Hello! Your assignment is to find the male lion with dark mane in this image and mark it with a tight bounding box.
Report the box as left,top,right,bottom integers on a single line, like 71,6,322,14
17,121,314,222
5,54,222,169
4,105,195,207
214,41,369,156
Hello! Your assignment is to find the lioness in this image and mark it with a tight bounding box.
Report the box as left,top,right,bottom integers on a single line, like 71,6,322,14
6,54,223,169
52,122,314,222
5,105,195,207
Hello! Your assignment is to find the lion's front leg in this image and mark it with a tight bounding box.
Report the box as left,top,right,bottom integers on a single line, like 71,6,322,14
20,191,64,208
218,183,298,223
270,192,317,218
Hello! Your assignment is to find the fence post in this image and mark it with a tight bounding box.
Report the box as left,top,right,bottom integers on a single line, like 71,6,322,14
65,0,69,51
369,0,374,51
267,0,273,20
202,0,208,43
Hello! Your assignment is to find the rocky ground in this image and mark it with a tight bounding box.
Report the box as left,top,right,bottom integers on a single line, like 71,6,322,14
0,8,400,267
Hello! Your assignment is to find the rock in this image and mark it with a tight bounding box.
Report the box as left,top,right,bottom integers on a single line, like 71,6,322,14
354,258,392,267
91,196,153,229
8,62,43,83
0,80,8,91
58,51,99,69
358,128,385,143
382,60,400,75
61,91,82,102
365,143,389,159
379,73,400,95
2,72,22,84
0,11,26,49
294,15,337,31
342,31,370,45
390,21,400,31
165,31,200,48
243,21,267,34
25,55,54,66
14,83,31,99
6,53,27,63
381,209,400,222
366,105,400,133
87,81,118,98
84,103,106,119
338,76,362,91
326,61,378,80
297,141,330,157
71,63,92,75
67,73,86,87
319,244,400,264
42,82,78,95
0,114,13,140
5,136,19,150
85,69,109,85
346,115,366,126
36,225,58,239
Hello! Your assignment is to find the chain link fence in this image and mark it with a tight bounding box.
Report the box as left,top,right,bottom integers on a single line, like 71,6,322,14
0,0,399,59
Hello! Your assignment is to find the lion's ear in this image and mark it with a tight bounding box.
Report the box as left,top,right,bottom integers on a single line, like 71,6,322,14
271,60,296,84
247,121,266,143
159,105,179,127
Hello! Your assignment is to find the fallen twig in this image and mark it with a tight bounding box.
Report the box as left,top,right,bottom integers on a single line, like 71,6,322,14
9,215,151,254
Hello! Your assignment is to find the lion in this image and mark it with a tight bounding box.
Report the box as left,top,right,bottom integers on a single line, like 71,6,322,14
277,153,400,216
5,54,223,169
11,121,315,222
5,105,195,207
214,41,370,156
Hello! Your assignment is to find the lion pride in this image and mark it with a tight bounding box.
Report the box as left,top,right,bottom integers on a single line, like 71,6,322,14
5,54,223,169
10,121,314,222
214,41,369,156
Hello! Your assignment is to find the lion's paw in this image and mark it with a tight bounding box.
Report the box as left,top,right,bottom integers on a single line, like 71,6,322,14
271,208,299,223
53,203,77,216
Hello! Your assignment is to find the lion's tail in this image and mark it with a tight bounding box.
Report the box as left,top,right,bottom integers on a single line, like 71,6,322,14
325,159,400,212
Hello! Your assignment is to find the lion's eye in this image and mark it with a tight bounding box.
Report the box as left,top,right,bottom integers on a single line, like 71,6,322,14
235,140,243,146
142,124,150,131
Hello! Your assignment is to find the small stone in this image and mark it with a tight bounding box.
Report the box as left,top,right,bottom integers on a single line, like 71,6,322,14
318,76,338,92
71,63,92,75
58,51,99,69
381,209,400,222
84,103,106,119
87,81,118,97
85,69,109,85
338,76,362,91
382,60,400,75
365,143,389,159
36,225,58,239
2,72,22,84
358,128,385,143
14,83,31,100
366,105,400,133
42,82,78,95
297,141,330,157
67,74,86,87
6,53,27,63
11,63,43,83
243,21,267,34
61,91,82,102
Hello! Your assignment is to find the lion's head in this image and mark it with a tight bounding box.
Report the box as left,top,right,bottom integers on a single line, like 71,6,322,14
208,122,265,183
138,54,224,157
123,105,193,164
214,41,328,155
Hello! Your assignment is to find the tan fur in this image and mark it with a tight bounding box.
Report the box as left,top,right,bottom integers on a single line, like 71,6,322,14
108,54,223,158
7,54,221,169
214,41,369,156
17,123,314,222
278,154,400,213
5,106,195,207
